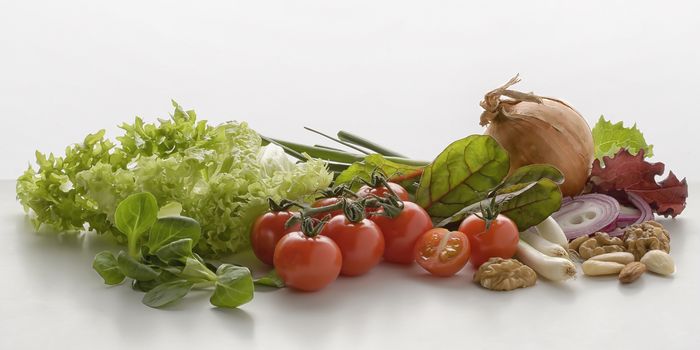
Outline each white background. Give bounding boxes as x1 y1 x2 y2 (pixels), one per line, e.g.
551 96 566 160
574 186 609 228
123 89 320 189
1 1 699 350
1 0 699 179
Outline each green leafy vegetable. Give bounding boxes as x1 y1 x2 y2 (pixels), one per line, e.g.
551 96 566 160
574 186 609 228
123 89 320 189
501 164 564 188
115 192 158 257
116 251 160 281
254 269 285 288
179 258 218 282
157 202 183 218
142 280 194 308
592 116 653 160
154 239 195 264
415 135 510 220
210 265 255 308
147 216 201 253
17 101 332 256
335 154 423 192
92 251 125 285
499 179 563 231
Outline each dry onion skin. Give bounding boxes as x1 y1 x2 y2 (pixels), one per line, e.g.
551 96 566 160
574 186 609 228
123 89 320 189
479 75 595 197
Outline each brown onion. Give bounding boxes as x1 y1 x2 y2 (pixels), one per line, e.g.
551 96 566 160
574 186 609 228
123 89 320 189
479 75 594 197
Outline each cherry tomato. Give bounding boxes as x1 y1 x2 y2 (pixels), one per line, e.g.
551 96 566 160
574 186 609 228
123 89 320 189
273 231 342 292
457 214 519 268
357 182 410 201
321 215 384 276
311 197 343 219
413 228 470 277
370 201 433 264
251 211 296 265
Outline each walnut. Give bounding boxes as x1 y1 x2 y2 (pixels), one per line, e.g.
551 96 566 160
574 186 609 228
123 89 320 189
622 221 671 261
577 232 625 260
473 257 537 291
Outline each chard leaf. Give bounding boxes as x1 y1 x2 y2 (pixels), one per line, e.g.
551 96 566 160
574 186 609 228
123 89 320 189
154 238 195 264
501 164 564 188
415 135 510 220
179 258 217 282
210 264 254 308
92 251 125 285
335 154 423 192
114 192 158 257
142 280 194 308
147 216 201 253
592 116 653 160
500 178 563 231
254 269 285 288
117 251 160 281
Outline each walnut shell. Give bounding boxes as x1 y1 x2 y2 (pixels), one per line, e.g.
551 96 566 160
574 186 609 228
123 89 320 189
578 232 625 260
473 257 537 291
623 221 671 261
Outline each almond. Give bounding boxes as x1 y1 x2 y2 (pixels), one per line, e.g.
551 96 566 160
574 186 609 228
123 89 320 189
618 262 646 283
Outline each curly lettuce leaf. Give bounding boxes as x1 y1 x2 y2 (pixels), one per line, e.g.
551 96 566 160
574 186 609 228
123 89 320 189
592 116 653 160
17 102 332 257
589 149 687 217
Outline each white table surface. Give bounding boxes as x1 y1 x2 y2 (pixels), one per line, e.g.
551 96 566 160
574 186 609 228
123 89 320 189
1 178 697 350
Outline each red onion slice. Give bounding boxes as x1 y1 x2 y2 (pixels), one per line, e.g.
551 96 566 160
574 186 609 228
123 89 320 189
625 192 654 225
552 194 621 240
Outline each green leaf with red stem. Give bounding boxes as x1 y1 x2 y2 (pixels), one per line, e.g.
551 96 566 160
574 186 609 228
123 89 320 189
335 154 424 193
415 135 510 221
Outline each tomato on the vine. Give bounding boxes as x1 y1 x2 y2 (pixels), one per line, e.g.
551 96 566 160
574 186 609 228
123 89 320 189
311 197 343 219
273 231 342 292
251 211 296 266
413 228 470 277
321 215 384 276
370 201 433 264
457 214 519 268
357 182 410 201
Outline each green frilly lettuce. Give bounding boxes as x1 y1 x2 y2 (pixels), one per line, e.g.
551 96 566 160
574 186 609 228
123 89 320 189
16 101 332 256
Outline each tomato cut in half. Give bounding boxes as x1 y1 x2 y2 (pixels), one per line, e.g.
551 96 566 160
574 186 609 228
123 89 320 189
273 231 342 292
414 228 470 277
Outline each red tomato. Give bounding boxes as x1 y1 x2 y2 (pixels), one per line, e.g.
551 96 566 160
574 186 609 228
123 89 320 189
321 215 384 276
370 202 433 264
311 197 343 219
413 228 470 277
457 214 519 268
357 182 410 201
251 211 295 266
273 231 342 292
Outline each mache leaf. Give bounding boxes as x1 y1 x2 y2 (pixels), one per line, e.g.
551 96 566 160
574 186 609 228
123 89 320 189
92 251 126 285
210 264 254 308
142 279 194 308
147 216 201 253
415 135 510 220
254 269 285 288
154 238 195 264
116 251 160 281
115 192 158 257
